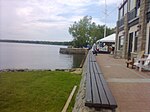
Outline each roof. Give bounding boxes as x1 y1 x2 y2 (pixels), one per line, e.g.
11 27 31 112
96 33 116 43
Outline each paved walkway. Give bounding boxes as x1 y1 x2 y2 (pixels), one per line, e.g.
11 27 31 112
96 54 150 112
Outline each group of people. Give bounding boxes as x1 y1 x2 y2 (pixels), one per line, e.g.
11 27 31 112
91 43 115 55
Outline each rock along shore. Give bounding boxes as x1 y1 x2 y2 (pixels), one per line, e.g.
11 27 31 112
0 68 82 74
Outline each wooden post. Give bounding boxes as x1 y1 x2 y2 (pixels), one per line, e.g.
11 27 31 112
61 85 77 112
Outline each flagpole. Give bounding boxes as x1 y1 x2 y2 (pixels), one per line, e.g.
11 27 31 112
104 0 107 38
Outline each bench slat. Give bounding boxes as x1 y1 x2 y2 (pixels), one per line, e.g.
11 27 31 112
91 54 96 62
90 61 101 105
85 57 92 106
89 51 96 62
92 62 109 106
95 62 103 74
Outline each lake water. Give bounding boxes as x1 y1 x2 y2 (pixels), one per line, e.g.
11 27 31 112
0 42 85 70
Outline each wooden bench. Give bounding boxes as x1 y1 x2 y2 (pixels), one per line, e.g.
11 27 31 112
126 51 145 69
85 51 117 111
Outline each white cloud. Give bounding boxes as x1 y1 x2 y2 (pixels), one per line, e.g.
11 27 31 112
98 0 123 6
16 7 33 16
92 17 105 25
0 0 122 41
56 0 92 6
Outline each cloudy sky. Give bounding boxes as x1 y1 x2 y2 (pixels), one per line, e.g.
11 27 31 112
0 0 123 41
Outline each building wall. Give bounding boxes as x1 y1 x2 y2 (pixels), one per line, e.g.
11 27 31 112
123 14 129 59
115 0 150 59
137 0 147 52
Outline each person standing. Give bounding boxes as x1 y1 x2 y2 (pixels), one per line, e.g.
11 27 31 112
92 43 97 55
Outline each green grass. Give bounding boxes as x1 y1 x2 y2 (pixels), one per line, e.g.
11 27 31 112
0 71 81 112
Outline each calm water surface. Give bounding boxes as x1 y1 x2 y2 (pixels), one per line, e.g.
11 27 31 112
0 42 84 70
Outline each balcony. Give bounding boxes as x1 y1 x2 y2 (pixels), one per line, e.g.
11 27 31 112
147 11 150 22
128 8 137 22
117 17 124 28
147 0 150 22
148 0 150 11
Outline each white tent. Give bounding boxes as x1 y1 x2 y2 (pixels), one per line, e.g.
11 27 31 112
96 33 116 43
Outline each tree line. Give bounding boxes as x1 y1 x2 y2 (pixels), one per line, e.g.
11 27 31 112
69 16 115 48
0 39 72 46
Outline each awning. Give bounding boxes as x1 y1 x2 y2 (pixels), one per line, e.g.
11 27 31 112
96 33 116 43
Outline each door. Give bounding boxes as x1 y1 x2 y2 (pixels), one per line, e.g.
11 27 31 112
128 33 133 59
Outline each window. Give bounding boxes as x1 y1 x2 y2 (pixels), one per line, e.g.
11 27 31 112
119 1 128 19
129 0 136 11
118 36 124 50
137 0 141 8
120 8 123 18
148 37 150 54
128 33 134 57
137 0 141 16
124 2 128 14
145 27 150 54
148 0 150 12
134 31 138 52
118 9 121 19
148 28 150 53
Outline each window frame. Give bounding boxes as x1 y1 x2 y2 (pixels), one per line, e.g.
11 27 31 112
124 2 128 15
118 36 124 50
129 0 136 11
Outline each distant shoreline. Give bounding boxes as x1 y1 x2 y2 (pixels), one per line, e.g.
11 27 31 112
0 69 51 72
0 39 71 46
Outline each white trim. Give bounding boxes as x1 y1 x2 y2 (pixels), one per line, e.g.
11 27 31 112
132 32 135 52
137 8 140 16
117 31 124 51
146 23 150 54
129 25 138 33
128 25 138 52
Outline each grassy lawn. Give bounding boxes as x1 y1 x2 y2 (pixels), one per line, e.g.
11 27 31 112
0 71 81 112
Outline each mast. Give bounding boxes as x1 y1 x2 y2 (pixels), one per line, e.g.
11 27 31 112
104 0 107 38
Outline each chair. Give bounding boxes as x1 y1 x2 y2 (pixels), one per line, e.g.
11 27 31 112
126 51 144 68
134 54 150 71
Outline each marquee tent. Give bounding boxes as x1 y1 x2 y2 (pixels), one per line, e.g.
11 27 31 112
96 33 116 43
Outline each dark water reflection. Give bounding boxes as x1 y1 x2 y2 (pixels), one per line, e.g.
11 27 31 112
0 42 85 70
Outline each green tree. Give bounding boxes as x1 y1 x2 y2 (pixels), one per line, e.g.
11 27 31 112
69 16 92 47
69 16 115 48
